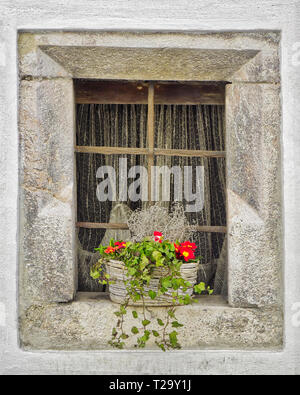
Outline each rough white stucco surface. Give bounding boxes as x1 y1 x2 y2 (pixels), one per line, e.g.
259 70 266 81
0 0 299 375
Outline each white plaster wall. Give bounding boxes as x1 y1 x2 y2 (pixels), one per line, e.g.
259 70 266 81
0 0 299 375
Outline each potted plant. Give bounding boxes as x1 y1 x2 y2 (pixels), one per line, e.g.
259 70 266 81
90 204 213 350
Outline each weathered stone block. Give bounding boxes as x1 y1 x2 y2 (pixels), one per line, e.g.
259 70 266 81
20 188 75 307
20 294 283 350
226 83 282 307
19 78 76 307
18 33 71 78
230 32 280 83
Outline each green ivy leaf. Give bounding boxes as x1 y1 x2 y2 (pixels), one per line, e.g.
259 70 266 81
90 268 101 280
120 305 127 315
156 261 164 267
112 328 117 336
169 330 179 347
168 310 176 318
148 290 157 300
171 321 184 328
207 286 214 295
145 246 154 256
162 278 172 288
142 319 151 327
152 330 159 337
169 244 175 252
151 250 162 262
140 254 149 270
131 326 139 334
194 282 206 294
128 267 137 276
133 293 141 302
171 278 180 290
132 311 138 319
160 286 168 294
157 319 164 326
109 238 115 247
183 294 192 305
139 330 151 344
178 296 184 305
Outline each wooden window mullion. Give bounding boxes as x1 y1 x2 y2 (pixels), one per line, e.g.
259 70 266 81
147 82 155 203
75 145 225 158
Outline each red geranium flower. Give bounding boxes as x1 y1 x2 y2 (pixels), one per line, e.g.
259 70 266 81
114 241 126 250
174 243 180 253
179 246 195 262
174 243 181 259
104 246 116 254
181 241 197 251
153 231 163 243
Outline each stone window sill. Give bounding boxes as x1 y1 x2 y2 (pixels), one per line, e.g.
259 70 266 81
20 292 283 351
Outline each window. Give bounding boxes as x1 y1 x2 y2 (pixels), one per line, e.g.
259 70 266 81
74 80 227 293
19 31 282 350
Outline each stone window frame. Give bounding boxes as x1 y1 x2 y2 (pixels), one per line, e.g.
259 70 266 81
18 31 283 350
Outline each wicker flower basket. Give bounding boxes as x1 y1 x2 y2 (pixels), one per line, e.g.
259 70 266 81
105 259 199 306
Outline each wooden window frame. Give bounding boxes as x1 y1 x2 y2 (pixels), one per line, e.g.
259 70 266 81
75 80 227 234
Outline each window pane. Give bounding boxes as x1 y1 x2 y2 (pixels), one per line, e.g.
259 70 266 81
76 104 148 148
153 156 226 265
76 152 148 238
153 104 226 278
76 153 148 292
154 104 225 150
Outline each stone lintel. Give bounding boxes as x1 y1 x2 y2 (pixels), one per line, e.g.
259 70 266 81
18 31 280 83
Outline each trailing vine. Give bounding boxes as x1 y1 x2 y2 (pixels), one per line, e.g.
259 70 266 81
91 232 213 350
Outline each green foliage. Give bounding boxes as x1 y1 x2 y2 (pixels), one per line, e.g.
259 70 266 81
167 310 176 319
157 318 164 326
171 321 183 328
148 290 157 300
194 282 213 295
169 331 181 349
131 326 139 334
90 235 213 351
132 311 138 319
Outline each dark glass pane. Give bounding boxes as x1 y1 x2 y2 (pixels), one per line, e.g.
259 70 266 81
153 157 226 226
77 152 148 292
77 153 148 248
154 104 225 151
153 155 226 265
76 104 148 148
